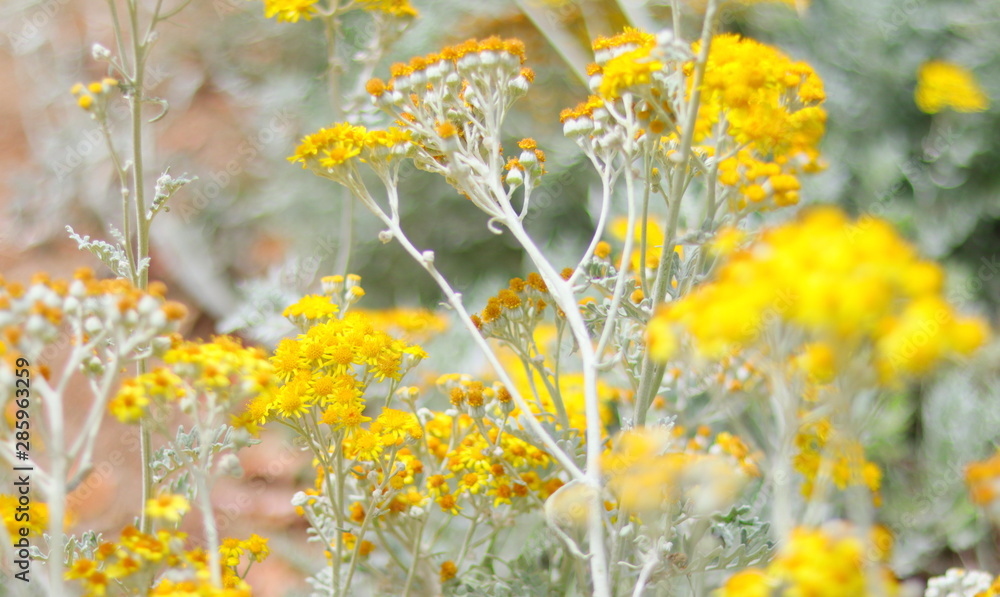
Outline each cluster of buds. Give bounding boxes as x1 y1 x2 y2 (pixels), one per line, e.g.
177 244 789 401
366 36 532 119
71 78 119 117
503 138 546 187
364 37 536 216
717 149 812 210
437 374 512 418
560 29 688 160
470 273 549 340
0 269 185 380
322 273 366 308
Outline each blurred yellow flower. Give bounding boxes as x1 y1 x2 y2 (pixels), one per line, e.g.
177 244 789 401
718 525 898 596
145 493 190 524
650 207 989 384
259 0 319 23
357 0 418 18
915 60 990 114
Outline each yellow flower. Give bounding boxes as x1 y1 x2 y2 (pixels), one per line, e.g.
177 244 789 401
144 493 190 524
598 45 663 99
647 308 678 361
271 338 302 381
108 384 149 423
794 342 836 384
219 537 244 567
273 381 313 419
83 570 111 596
321 402 371 436
592 27 656 53
357 0 418 18
437 493 461 515
290 123 368 171
283 294 339 322
348 429 384 462
440 560 458 582
242 534 270 563
967 448 1000 506
371 408 422 445
654 207 989 384
119 526 171 562
915 60 990 114
261 0 319 23
716 569 775 597
719 525 898 596
65 558 99 580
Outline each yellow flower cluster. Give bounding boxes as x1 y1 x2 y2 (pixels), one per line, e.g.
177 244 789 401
695 34 825 151
425 410 562 512
357 0 418 18
915 60 990 114
718 525 898 597
793 418 882 505
65 526 268 596
563 28 658 134
71 78 118 111
346 407 423 461
599 44 663 100
649 208 989 383
219 534 270 566
0 268 185 377
283 294 339 323
566 30 826 211
256 0 319 23
285 275 448 342
0 494 49 537
470 273 549 338
250 309 426 426
693 34 826 210
601 426 756 514
335 532 376 559
298 404 557 525
289 123 412 178
283 274 376 330
110 336 276 425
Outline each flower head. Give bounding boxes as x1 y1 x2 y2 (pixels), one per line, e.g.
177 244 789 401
260 0 319 23
651 207 989 384
357 0 418 18
145 493 190 524
598 45 663 99
915 60 990 114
